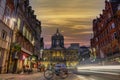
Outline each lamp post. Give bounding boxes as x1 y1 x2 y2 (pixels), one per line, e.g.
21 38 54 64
40 49 43 59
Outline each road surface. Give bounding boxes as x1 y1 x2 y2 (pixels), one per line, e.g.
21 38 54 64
0 72 120 80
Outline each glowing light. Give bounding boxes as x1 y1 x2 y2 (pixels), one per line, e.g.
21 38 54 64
77 65 120 70
10 18 16 29
23 55 26 60
76 65 120 76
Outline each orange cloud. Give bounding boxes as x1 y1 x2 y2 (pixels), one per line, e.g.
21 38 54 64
30 0 105 48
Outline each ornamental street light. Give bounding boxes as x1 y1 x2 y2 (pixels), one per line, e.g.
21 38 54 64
40 49 43 60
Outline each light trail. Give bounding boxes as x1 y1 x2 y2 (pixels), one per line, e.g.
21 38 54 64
76 65 120 76
77 65 120 70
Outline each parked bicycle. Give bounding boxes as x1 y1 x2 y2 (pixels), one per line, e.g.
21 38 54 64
44 63 68 80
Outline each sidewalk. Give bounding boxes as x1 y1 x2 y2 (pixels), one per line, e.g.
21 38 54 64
0 72 82 80
0 72 43 80
0 74 18 80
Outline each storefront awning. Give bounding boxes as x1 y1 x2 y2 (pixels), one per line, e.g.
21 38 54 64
21 47 32 55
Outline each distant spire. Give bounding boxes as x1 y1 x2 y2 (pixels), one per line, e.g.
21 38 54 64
56 28 59 33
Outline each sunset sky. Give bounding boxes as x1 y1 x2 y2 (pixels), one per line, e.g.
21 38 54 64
30 0 105 48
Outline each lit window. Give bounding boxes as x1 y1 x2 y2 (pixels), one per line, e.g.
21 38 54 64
111 23 115 29
118 4 120 10
1 30 7 40
17 18 21 30
23 25 26 36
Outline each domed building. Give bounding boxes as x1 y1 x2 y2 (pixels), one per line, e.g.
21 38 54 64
42 28 79 68
51 29 64 49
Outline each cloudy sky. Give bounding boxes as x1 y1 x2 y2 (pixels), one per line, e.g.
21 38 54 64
30 0 105 48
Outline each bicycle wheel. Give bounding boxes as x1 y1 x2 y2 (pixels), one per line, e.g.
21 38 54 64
59 69 68 79
44 69 54 79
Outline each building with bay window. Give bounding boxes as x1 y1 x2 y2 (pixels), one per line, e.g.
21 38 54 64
7 0 42 73
0 0 42 73
91 0 120 63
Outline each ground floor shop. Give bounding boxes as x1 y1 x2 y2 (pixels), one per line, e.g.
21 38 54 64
8 50 38 73
41 49 79 68
0 48 9 73
106 54 120 64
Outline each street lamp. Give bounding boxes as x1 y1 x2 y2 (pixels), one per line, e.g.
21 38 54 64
40 49 43 59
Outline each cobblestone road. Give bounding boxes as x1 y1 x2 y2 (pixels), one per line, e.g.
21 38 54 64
0 72 81 80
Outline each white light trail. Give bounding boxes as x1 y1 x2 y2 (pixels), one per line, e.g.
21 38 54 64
77 65 120 70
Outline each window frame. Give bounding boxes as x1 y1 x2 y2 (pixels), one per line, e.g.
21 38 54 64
1 30 7 40
0 48 2 58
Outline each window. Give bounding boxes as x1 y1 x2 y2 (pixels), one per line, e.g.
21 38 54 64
0 49 2 58
118 4 120 10
108 13 111 18
101 24 103 27
56 40 60 46
17 18 21 30
98 27 101 31
23 25 26 36
29 33 31 42
111 23 115 29
114 32 117 39
4 7 10 25
1 30 7 40
112 34 114 40
26 30 28 39
96 38 98 42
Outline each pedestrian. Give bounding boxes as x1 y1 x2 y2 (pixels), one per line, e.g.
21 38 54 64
22 65 26 74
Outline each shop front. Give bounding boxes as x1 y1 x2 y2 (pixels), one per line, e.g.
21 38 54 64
19 54 38 72
17 51 32 73
30 55 38 71
109 54 120 64
10 50 32 73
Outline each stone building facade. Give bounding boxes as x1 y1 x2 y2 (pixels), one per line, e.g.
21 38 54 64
42 29 79 68
0 0 15 73
0 0 42 73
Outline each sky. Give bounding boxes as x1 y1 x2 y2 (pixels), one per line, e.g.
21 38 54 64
30 0 105 48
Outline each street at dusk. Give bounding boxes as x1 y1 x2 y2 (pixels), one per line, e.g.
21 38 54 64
0 0 120 80
0 69 120 80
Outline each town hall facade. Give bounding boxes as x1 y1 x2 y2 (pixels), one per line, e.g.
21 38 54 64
41 29 79 67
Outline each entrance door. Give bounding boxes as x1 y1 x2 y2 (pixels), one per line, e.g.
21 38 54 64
12 59 18 73
0 49 4 73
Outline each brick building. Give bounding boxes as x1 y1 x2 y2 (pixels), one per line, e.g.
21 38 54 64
91 0 120 63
